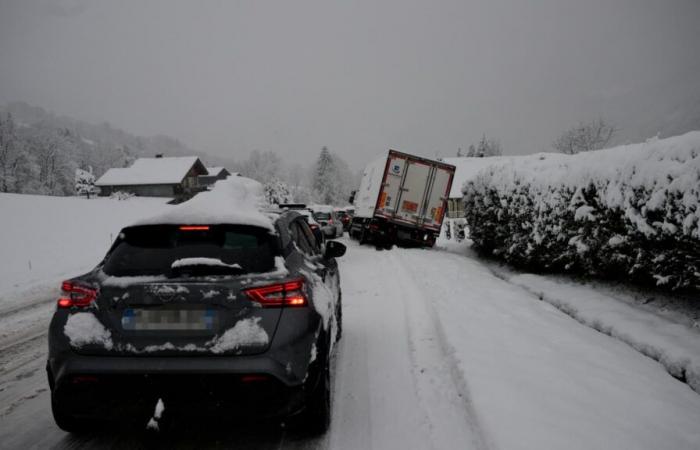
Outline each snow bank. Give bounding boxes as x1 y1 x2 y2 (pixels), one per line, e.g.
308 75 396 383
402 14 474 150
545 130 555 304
64 312 113 349
507 273 700 393
0 193 169 301
132 176 274 230
463 131 700 292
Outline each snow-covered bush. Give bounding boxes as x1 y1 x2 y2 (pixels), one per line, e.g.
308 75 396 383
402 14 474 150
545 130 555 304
463 132 700 292
109 191 134 200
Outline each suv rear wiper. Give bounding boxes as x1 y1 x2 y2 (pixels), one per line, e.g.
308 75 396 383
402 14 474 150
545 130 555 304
169 258 245 277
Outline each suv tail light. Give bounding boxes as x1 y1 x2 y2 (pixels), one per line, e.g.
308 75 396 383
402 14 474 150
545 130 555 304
57 281 98 308
243 279 307 307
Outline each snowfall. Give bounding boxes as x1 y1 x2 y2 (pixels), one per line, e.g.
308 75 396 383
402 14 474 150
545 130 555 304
1 190 700 449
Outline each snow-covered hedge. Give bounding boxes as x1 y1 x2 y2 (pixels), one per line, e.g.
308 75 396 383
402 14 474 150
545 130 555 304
463 132 700 292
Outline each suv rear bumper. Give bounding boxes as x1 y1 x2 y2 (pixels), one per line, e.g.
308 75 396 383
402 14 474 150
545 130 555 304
47 352 321 421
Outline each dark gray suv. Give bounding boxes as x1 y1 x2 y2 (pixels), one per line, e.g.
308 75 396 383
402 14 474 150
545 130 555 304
47 210 345 435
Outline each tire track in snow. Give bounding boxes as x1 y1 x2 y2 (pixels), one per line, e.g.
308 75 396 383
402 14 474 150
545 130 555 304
331 242 433 450
388 251 491 450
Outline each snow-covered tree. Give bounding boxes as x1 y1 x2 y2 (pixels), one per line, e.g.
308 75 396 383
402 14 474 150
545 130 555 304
0 113 24 192
466 144 476 157
311 147 356 205
238 150 282 183
475 134 502 157
264 179 293 205
312 147 337 204
553 119 617 154
75 167 98 198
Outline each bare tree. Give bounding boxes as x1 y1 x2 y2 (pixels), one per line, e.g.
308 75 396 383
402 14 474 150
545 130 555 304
553 119 617 154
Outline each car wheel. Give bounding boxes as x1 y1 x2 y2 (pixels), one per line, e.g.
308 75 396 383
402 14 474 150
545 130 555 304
335 291 342 342
52 396 96 433
305 353 331 435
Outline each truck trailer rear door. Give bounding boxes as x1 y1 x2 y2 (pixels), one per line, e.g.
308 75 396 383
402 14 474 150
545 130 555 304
393 160 432 226
420 166 452 231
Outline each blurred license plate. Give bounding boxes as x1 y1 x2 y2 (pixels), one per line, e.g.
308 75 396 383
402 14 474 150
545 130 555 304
122 308 217 331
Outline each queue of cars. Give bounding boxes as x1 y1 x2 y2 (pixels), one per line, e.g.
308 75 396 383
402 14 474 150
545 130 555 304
280 204 354 241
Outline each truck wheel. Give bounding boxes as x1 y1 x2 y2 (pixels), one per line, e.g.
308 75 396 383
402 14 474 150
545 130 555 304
359 227 368 245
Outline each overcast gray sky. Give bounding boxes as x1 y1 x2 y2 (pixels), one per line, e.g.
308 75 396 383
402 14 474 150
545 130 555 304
1 0 699 168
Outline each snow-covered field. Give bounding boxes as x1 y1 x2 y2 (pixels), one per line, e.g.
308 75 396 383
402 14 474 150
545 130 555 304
0 193 169 308
1 194 699 449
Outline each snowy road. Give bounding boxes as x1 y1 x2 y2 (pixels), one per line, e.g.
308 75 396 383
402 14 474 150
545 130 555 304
1 238 700 449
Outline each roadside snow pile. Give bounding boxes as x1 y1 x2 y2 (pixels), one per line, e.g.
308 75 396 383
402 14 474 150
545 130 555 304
507 273 700 393
463 131 700 292
133 176 274 230
64 312 114 349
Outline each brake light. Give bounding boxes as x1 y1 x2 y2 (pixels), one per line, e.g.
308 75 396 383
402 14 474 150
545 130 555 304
179 225 210 231
57 281 98 308
310 224 319 230
240 374 269 383
243 279 308 307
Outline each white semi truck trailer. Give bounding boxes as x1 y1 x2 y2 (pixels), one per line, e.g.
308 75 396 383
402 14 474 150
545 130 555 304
349 150 456 248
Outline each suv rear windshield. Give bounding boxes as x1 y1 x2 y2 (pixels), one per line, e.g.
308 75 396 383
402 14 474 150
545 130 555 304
313 212 331 221
102 225 278 277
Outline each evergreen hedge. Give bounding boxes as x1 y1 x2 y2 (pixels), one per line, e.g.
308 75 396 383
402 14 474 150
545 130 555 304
463 132 700 292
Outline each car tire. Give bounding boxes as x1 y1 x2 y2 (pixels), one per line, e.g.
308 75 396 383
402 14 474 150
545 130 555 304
335 291 343 342
305 353 331 436
51 397 96 433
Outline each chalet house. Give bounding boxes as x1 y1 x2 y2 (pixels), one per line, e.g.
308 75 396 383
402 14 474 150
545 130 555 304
441 156 509 218
198 166 233 187
95 156 208 198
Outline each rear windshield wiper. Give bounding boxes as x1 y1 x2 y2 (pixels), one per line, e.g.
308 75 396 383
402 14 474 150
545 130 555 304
169 258 245 277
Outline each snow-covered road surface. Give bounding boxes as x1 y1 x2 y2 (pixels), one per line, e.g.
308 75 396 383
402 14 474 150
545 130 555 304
1 238 699 449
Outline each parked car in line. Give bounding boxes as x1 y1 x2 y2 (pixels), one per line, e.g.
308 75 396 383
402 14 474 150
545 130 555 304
47 180 346 435
334 208 352 231
310 205 344 239
298 209 326 249
278 204 325 249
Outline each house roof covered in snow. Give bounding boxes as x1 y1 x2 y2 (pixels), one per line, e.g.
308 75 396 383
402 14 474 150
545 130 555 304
204 167 229 177
95 156 208 186
442 156 513 198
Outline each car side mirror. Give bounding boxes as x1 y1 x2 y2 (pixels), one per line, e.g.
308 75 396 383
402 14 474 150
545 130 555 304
324 240 346 259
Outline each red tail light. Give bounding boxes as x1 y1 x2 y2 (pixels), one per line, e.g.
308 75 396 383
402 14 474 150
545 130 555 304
243 279 308 307
57 281 98 308
179 225 210 231
310 224 319 230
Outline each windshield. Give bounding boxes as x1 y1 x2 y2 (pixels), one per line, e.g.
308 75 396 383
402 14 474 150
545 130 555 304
102 225 278 276
314 212 331 221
